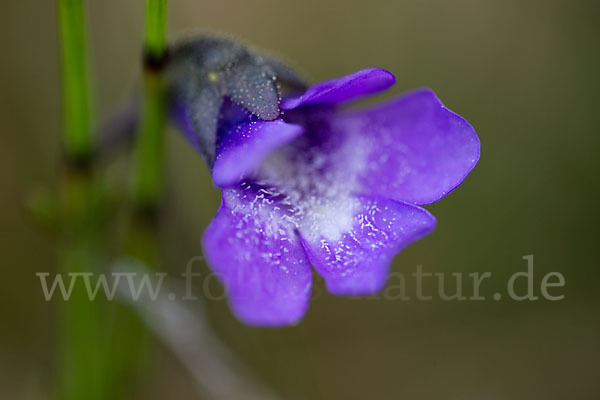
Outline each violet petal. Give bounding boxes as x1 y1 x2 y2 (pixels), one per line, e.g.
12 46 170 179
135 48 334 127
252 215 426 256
281 68 395 110
332 88 480 205
213 119 304 187
298 195 436 295
202 184 312 326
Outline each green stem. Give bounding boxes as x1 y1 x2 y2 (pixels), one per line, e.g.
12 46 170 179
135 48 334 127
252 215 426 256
56 1 107 399
57 0 92 160
133 72 167 208
134 0 168 208
112 2 169 392
144 0 167 62
58 173 107 400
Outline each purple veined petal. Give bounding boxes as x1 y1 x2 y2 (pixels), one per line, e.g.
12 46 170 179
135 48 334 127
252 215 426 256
280 68 395 110
212 119 304 187
331 88 480 205
202 184 313 326
297 195 436 296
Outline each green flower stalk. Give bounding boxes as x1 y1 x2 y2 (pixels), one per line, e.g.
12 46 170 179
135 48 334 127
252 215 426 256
57 0 92 161
55 1 169 399
57 1 107 399
144 0 167 64
134 0 168 209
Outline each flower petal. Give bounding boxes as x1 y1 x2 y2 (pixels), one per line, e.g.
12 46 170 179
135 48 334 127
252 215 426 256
202 184 312 326
213 118 304 187
281 68 395 110
298 195 436 295
332 88 480 205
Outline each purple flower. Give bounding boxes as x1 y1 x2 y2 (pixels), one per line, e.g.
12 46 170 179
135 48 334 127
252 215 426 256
170 47 479 326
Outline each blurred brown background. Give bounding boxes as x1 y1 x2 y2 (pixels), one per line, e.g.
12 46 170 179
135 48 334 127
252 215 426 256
1 0 599 399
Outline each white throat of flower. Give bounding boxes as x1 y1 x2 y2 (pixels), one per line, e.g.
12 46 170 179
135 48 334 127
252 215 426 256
256 130 369 242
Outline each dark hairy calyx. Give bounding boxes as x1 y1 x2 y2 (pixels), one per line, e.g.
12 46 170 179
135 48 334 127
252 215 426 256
166 35 307 166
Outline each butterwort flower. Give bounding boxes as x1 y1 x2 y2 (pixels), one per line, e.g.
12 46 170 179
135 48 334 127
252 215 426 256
168 36 480 326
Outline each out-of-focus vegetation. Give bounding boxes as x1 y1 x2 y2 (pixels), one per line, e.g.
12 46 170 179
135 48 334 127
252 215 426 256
1 1 599 399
